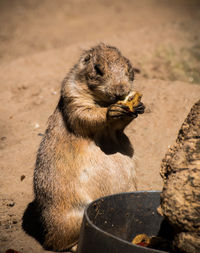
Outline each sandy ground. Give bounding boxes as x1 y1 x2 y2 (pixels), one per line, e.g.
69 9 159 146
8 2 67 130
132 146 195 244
0 0 200 252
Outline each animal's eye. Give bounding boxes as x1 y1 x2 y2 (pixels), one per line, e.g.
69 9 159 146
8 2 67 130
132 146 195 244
94 64 104 76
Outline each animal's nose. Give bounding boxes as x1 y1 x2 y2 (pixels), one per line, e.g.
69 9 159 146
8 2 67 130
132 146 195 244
115 84 130 100
115 94 125 101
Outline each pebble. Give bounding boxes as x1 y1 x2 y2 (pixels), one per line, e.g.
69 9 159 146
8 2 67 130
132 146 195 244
188 77 194 82
20 175 25 181
51 90 57 95
34 123 40 129
7 201 15 207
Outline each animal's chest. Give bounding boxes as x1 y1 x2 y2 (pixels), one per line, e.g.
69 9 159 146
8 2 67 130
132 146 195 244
79 141 135 184
75 141 136 199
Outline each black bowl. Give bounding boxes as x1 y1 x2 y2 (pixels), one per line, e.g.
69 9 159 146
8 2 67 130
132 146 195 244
77 191 171 253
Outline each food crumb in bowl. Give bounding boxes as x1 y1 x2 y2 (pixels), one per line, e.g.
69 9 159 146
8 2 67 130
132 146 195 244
132 233 171 251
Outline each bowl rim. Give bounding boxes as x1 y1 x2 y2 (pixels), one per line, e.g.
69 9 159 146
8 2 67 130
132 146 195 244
83 190 168 253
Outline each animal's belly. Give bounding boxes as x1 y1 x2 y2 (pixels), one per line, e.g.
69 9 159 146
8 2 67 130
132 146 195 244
76 141 136 202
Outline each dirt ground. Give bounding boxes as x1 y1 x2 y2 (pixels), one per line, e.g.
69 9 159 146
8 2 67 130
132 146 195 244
0 0 200 252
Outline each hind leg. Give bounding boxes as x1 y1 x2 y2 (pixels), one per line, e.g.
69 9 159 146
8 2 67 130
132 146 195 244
42 207 84 252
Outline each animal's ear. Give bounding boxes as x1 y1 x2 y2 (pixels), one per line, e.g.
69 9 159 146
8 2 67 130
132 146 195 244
78 51 93 70
80 50 93 66
83 53 92 64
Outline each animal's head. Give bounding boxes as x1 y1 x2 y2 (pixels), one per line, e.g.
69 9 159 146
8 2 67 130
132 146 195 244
76 43 136 105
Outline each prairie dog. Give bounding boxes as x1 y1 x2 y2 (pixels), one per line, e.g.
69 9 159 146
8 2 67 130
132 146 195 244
33 43 145 251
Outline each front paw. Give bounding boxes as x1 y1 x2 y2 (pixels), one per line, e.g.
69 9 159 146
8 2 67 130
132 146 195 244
132 102 145 115
107 103 137 119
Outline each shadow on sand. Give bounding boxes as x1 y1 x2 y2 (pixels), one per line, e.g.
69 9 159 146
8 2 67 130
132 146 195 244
22 200 46 247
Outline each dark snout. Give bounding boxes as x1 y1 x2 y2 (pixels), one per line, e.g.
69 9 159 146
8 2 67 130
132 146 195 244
114 83 131 101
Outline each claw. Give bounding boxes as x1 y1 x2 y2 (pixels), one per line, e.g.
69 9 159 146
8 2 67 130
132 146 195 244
133 102 145 114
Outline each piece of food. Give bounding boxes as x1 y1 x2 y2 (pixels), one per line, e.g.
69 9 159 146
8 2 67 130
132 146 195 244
117 91 142 112
132 233 150 247
132 233 171 251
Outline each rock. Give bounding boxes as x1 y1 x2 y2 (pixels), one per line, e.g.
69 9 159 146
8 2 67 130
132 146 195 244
173 232 200 253
7 201 15 207
20 175 25 181
159 100 200 253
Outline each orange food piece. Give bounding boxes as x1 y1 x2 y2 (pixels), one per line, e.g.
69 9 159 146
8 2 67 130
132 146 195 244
132 233 150 246
117 91 142 112
132 234 170 250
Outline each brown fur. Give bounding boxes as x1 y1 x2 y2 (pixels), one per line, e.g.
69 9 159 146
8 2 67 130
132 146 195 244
33 43 145 251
